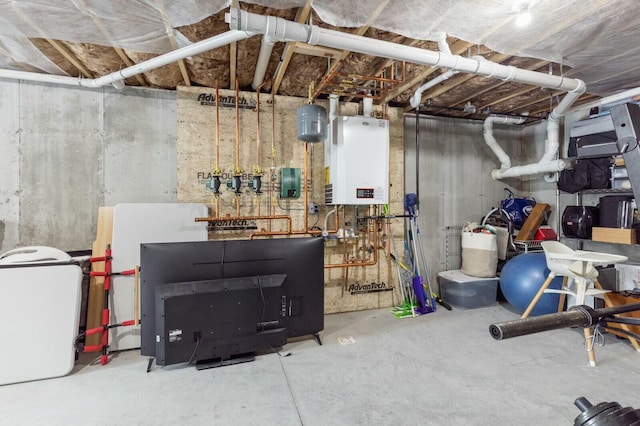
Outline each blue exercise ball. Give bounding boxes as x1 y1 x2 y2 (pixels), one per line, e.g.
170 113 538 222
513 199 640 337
500 253 563 316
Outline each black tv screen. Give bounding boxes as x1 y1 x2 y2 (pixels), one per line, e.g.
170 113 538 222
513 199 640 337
140 237 324 358
155 274 288 367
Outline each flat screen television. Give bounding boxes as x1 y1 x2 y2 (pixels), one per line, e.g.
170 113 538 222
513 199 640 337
140 237 324 365
155 274 288 368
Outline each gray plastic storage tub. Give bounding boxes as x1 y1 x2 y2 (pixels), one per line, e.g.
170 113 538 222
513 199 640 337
437 270 498 309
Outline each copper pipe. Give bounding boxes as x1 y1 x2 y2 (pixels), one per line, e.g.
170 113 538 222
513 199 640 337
215 81 220 171
234 78 240 173
304 142 309 231
270 94 276 219
215 81 220 219
324 219 379 269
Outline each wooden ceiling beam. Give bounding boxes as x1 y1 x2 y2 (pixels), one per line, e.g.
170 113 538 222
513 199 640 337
75 0 146 86
270 0 314 95
527 94 599 116
477 85 541 112
311 0 391 99
113 48 146 86
447 59 550 109
158 1 190 86
46 39 94 78
230 41 237 88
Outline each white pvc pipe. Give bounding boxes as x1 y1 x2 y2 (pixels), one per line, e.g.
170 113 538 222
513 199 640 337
329 94 339 120
227 9 584 93
491 159 567 179
0 30 256 89
409 69 457 108
252 34 275 89
409 35 457 108
362 97 373 117
490 79 586 180
568 85 640 113
484 115 526 171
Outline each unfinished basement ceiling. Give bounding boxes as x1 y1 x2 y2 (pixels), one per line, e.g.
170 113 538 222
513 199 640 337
0 0 638 122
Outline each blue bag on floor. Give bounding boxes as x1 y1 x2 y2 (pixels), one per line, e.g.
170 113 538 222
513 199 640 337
500 189 535 229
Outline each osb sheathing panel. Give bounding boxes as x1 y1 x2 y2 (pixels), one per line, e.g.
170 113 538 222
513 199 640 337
176 86 404 313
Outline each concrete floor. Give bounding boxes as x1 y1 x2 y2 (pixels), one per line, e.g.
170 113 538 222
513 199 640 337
2 303 639 425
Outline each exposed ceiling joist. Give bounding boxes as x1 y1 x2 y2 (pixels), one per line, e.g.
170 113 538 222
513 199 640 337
445 59 550 110
478 85 543 112
312 0 391 99
75 0 146 86
113 48 147 86
46 39 94 78
293 43 342 59
159 3 191 86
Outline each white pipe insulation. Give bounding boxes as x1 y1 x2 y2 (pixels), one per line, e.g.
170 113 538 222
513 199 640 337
226 9 585 93
0 30 255 89
252 34 276 89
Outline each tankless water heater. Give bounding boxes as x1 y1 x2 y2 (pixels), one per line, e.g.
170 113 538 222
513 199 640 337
324 115 389 205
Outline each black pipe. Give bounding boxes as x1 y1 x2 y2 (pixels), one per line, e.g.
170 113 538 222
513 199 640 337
489 303 640 340
415 106 420 212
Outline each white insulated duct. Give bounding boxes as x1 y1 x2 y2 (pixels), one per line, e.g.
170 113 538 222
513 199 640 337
0 30 255 89
226 9 585 93
252 34 276 89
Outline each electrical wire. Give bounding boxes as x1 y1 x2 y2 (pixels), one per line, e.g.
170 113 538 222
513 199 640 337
187 336 201 365
257 276 290 358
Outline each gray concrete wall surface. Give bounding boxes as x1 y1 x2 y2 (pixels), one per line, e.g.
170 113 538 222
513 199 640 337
0 80 177 252
404 114 534 284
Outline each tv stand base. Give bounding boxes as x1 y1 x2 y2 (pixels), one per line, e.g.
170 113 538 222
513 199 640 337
196 353 256 370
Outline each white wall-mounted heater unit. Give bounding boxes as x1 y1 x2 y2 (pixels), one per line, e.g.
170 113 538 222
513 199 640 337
324 115 389 205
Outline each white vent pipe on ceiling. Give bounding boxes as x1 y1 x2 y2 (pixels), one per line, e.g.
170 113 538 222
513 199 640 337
362 97 373 117
226 8 587 180
329 94 339 120
252 34 276 89
568 85 640 114
490 81 586 180
484 115 526 172
409 34 458 108
0 30 255 89
226 9 584 93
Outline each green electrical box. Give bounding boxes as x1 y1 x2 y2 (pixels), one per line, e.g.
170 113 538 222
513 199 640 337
280 167 301 199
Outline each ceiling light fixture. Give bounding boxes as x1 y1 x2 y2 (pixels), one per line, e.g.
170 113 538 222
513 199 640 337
516 6 532 27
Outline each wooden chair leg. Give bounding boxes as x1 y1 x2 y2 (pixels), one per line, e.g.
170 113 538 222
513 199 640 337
521 273 556 319
595 280 640 352
584 327 597 367
557 277 568 312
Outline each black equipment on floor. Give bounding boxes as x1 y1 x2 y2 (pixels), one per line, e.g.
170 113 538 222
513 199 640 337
140 237 324 368
574 397 640 426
